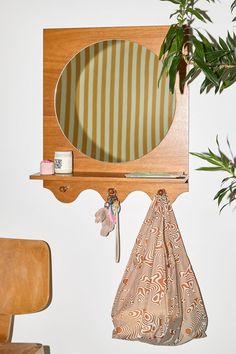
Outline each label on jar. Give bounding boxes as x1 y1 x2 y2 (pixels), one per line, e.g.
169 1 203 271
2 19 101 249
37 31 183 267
54 157 72 173
54 159 63 170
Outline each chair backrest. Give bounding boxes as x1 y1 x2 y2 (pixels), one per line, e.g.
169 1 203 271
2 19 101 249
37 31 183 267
0 314 13 343
0 238 52 342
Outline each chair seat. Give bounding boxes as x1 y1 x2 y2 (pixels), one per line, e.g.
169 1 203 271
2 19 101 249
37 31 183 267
0 343 44 353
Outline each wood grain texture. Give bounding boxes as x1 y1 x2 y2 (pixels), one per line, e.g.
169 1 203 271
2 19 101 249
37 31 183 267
0 238 51 315
30 173 188 202
0 238 52 346
0 315 13 343
42 178 188 204
0 343 44 354
41 26 189 203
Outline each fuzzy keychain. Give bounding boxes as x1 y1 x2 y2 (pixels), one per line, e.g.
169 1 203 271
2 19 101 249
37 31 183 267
94 188 121 262
95 207 115 237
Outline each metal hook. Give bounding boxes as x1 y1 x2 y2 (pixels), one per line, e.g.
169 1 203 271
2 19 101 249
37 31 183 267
157 189 166 196
107 188 118 203
107 187 117 197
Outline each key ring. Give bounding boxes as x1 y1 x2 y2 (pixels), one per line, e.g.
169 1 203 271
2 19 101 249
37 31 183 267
106 188 121 263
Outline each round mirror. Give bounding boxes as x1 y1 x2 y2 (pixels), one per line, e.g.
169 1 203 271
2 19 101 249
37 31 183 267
55 40 176 163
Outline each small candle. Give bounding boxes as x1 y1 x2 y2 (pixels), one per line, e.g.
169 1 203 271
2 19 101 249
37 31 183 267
40 160 54 175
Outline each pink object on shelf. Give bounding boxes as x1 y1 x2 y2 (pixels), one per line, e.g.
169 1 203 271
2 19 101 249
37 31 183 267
40 160 54 175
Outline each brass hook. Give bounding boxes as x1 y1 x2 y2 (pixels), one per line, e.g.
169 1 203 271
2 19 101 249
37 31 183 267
107 188 118 202
157 189 166 196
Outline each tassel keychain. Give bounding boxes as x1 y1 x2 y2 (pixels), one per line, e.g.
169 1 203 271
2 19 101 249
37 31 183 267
95 188 121 262
112 199 121 263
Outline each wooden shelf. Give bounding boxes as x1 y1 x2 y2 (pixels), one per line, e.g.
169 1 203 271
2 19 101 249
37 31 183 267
30 173 188 203
31 26 189 205
30 172 188 181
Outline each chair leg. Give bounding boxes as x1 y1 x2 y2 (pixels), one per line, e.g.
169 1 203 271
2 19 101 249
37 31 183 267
0 314 14 343
37 346 46 354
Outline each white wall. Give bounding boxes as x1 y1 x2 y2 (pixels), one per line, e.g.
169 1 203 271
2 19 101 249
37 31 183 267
0 1 235 353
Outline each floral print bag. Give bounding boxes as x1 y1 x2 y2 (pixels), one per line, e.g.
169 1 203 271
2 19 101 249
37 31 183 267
112 190 208 345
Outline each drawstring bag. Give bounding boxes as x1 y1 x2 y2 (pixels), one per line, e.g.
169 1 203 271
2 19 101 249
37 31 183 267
112 190 208 346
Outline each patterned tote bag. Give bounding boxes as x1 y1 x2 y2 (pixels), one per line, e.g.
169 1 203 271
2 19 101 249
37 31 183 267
112 190 208 345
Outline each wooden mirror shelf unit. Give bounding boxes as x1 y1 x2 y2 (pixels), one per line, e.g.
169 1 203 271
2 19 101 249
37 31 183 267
30 26 189 203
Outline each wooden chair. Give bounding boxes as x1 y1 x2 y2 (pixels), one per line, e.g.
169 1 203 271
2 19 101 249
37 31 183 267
0 238 52 353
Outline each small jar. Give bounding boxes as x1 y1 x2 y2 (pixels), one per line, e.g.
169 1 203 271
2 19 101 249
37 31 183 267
54 151 73 174
40 160 54 175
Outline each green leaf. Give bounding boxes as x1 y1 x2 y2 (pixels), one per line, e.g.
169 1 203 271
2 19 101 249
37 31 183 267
170 10 180 19
205 50 228 62
226 137 235 161
220 202 230 213
185 67 201 84
190 152 224 167
219 37 229 51
175 26 184 50
159 25 177 59
160 0 181 4
169 55 181 92
193 8 212 23
204 31 221 49
188 8 207 22
217 189 228 206
190 151 213 161
158 53 175 86
220 75 236 92
192 36 205 57
197 9 212 23
216 135 231 170
200 77 212 94
196 167 224 171
208 148 216 158
231 0 236 12
214 187 228 200
221 176 235 185
226 32 236 51
195 30 212 46
194 58 219 86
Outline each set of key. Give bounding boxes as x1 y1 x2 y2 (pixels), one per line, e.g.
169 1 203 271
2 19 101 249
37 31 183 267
95 188 121 262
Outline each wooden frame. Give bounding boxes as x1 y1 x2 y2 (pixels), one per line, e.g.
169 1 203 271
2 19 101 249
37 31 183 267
30 26 188 203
